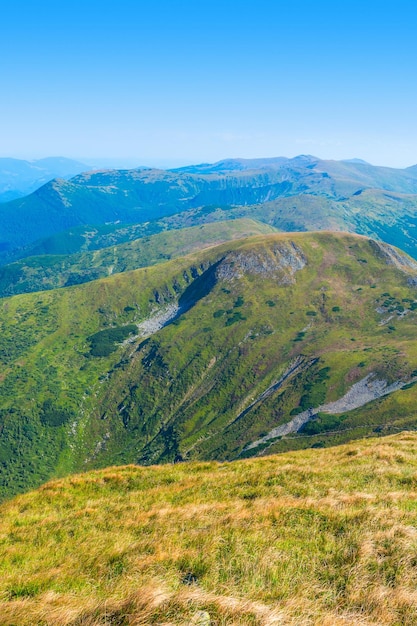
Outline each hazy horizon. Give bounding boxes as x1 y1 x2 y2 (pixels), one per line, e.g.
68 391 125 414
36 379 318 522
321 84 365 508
4 154 417 172
2 0 416 168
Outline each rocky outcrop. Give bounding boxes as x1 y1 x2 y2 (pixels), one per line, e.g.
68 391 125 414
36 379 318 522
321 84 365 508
369 239 417 271
216 241 306 283
135 303 180 338
246 372 416 451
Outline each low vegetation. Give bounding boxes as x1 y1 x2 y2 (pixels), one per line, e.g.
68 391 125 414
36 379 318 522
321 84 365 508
1 232 417 500
0 219 276 297
2 433 417 625
88 325 137 357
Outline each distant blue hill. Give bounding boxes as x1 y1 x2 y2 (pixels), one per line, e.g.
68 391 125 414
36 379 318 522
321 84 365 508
170 155 319 174
1 155 417 262
342 158 371 165
0 156 90 202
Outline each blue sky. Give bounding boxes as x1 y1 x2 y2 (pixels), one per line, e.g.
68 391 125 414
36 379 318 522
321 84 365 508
1 0 416 167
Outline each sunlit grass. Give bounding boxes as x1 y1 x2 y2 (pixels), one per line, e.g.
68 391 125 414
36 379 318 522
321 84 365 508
2 432 417 624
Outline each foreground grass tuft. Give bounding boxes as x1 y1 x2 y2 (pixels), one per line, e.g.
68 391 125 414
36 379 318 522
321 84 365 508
2 433 417 624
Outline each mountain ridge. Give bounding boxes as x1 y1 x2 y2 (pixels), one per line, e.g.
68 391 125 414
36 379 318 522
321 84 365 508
0 219 277 297
2 155 417 263
0 156 90 203
1 231 417 499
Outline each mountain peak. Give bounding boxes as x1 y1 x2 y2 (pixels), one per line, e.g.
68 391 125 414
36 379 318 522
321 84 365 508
342 158 372 165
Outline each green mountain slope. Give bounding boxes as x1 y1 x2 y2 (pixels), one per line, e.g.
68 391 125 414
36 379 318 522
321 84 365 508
1 232 417 500
6 185 417 270
159 188 417 260
0 219 276 296
0 167 303 253
229 190 417 259
2 432 417 625
2 156 417 261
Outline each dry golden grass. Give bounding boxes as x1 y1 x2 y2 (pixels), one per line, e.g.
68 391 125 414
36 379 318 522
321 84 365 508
2 433 417 624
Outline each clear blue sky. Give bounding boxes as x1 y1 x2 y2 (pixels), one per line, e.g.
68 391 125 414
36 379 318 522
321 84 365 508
1 0 416 167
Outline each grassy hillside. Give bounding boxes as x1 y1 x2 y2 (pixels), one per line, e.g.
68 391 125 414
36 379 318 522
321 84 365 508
4 187 417 270
0 219 276 296
1 232 417 500
2 157 417 261
172 190 417 260
0 167 307 253
2 432 417 625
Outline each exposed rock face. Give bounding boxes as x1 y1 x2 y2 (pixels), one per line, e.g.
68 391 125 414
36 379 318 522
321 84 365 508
135 303 180 338
369 239 417 271
216 241 307 283
246 373 416 451
322 373 407 413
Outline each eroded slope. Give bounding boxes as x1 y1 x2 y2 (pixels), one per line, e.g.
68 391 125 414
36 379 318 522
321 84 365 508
1 232 417 498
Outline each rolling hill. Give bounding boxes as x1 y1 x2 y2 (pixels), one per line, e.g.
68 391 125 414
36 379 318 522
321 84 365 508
0 219 276 297
0 157 90 203
173 154 417 194
1 432 417 625
1 231 417 500
1 155 417 264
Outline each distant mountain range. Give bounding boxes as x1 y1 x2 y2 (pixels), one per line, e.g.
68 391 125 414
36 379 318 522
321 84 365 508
1 155 417 263
2 154 417 501
0 156 90 202
0 219 276 297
